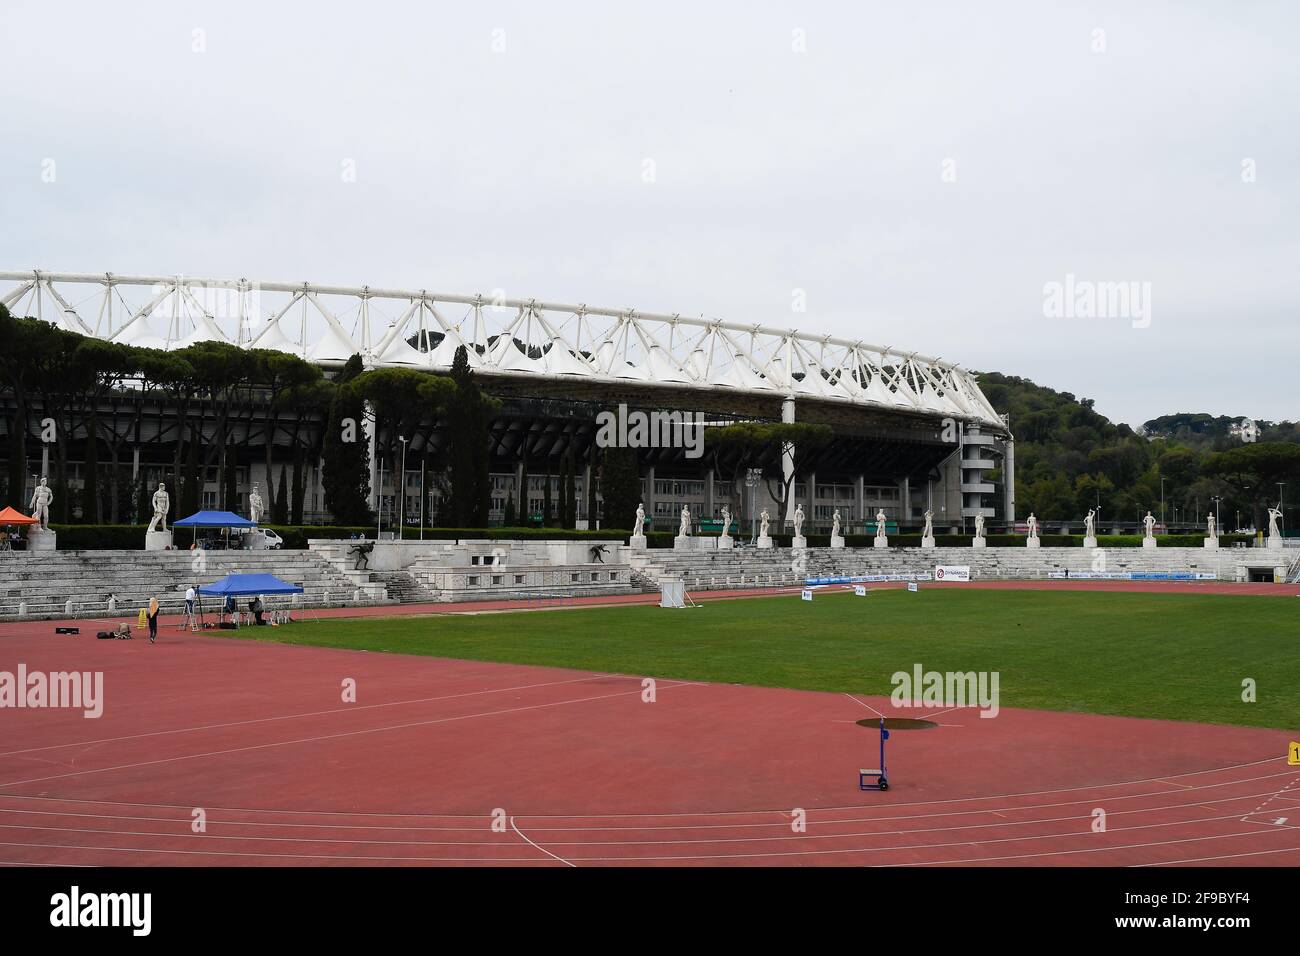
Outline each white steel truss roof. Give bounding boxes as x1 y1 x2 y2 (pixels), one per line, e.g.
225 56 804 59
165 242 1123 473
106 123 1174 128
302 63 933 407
0 270 1003 427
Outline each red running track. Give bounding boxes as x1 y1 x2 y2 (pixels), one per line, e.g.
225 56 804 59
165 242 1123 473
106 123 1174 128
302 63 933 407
0 614 1297 867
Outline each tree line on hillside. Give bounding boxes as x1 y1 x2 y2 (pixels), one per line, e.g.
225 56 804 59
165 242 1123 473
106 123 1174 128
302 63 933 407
978 372 1300 530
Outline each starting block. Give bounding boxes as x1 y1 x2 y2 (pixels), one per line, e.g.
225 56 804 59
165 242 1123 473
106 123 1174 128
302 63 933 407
859 717 891 791
54 626 80 635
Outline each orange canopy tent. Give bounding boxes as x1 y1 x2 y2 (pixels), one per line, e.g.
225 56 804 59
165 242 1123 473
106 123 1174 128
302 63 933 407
0 507 38 525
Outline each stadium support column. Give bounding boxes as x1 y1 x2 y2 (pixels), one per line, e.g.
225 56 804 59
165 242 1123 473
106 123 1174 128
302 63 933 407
782 395 796 524
1003 435 1016 524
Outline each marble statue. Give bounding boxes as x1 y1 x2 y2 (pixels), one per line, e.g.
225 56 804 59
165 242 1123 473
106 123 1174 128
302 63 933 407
1084 509 1096 539
875 509 887 540
635 502 645 532
679 505 691 538
1206 512 1216 539
974 513 985 538
28 477 53 529
147 483 170 533
793 504 804 538
1026 513 1039 538
1267 507 1282 539
759 509 770 537
720 505 731 530
922 510 934 538
1143 511 1156 538
248 483 265 524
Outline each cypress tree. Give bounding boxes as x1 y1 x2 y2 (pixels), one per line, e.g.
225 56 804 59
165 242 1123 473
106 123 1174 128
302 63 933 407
223 451 239 513
180 430 201 517
321 355 372 525
273 465 289 524
600 446 640 532
290 446 305 525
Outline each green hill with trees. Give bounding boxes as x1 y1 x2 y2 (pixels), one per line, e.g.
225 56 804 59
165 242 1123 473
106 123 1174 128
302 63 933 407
976 371 1298 530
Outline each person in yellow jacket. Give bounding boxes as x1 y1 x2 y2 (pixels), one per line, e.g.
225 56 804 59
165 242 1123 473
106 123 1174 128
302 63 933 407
147 597 160 644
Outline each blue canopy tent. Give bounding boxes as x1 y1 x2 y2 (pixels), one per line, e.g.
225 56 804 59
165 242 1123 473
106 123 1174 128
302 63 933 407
173 510 256 549
199 573 303 597
199 573 305 626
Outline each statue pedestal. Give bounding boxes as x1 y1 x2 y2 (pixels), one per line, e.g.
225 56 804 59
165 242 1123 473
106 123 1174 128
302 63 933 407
629 533 647 550
791 535 807 550
830 535 845 549
673 535 692 551
27 527 57 552
757 535 773 549
873 537 888 549
1082 535 1097 549
1266 536 1283 550
1142 537 1157 549
145 530 174 551
1203 538 1219 550
972 536 986 549
921 535 936 549
717 535 734 550
1026 538 1040 549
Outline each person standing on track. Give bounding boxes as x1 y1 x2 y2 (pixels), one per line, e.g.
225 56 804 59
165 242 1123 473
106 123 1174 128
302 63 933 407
184 584 196 622
147 596 160 644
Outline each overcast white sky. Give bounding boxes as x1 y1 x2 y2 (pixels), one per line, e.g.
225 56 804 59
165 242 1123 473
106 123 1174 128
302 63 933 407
3 1 1296 425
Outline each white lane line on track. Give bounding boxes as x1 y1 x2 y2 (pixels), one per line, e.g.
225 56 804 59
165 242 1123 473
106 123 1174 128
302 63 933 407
0 840 548 864
1136 845 1300 866
6 818 1294 866
0 780 1284 832
0 680 701 790
0 759 1287 822
0 673 631 759
1238 770 1300 826
510 817 575 867
0 797 1290 850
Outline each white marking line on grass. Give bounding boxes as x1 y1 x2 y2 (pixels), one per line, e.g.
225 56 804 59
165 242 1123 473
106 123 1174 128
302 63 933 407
510 817 576 867
0 673 629 759
0 681 702 791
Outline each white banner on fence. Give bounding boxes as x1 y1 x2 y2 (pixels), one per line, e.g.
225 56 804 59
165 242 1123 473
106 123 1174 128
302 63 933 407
934 565 971 582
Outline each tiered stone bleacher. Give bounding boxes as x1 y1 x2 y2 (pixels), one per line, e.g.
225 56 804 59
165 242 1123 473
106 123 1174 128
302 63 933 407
622 544 1281 591
0 550 383 620
310 538 640 603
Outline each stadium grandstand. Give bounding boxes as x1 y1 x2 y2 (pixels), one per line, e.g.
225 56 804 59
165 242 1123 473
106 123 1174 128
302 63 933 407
0 269 1014 533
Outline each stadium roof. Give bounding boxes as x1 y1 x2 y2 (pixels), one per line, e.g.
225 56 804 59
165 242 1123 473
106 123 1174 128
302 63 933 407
0 269 1005 430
